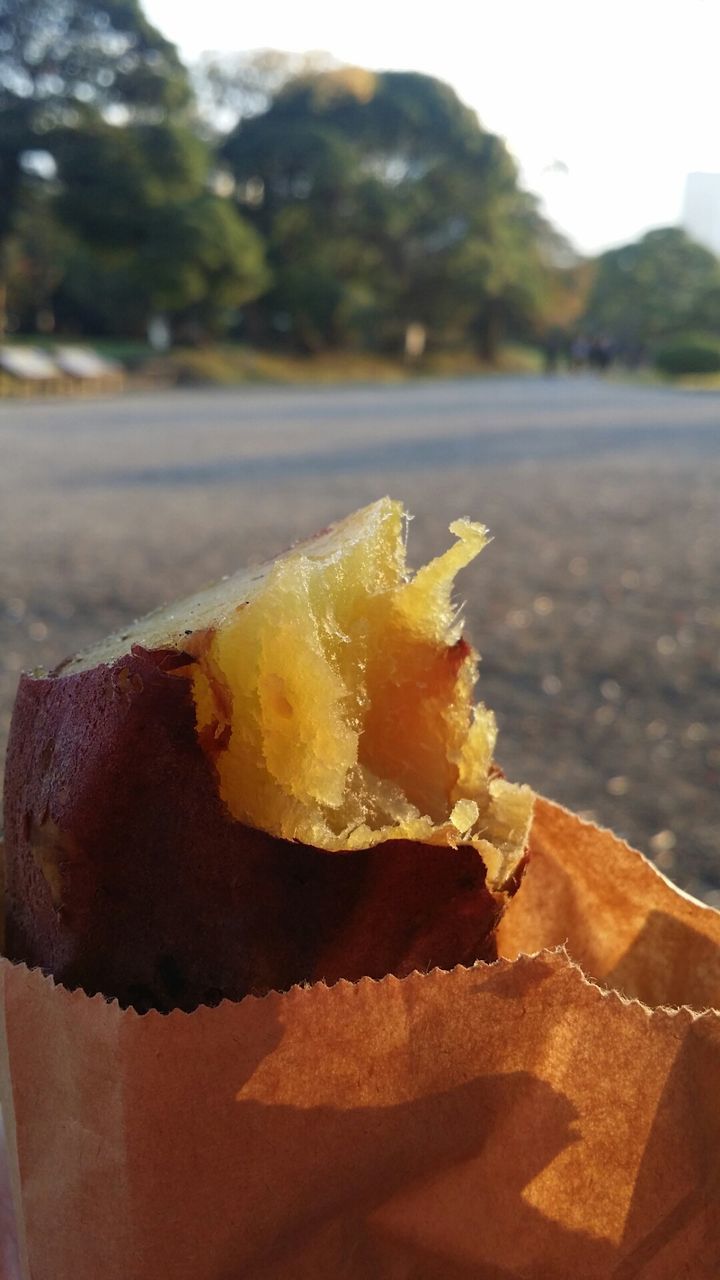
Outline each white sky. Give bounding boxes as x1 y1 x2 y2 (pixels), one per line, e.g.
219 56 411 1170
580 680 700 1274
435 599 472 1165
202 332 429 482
143 0 720 255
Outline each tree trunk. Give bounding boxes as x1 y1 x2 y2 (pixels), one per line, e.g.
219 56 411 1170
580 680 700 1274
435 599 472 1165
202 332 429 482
478 300 504 365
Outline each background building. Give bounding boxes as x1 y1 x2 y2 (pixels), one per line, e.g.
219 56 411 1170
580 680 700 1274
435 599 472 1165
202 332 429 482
682 173 720 256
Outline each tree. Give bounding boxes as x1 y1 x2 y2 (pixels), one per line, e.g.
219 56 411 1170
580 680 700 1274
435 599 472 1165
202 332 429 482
192 49 338 137
4 189 75 333
133 195 269 340
222 66 563 358
49 120 268 338
0 0 190 331
582 228 720 347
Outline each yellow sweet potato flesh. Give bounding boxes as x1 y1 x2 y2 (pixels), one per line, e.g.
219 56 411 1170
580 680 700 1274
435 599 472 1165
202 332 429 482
186 499 532 886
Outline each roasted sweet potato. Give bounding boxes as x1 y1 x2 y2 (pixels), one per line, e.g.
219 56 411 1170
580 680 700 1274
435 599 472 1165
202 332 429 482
3 499 532 1010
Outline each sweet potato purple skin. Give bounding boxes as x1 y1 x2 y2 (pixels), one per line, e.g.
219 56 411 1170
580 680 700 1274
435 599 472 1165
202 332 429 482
3 647 502 1011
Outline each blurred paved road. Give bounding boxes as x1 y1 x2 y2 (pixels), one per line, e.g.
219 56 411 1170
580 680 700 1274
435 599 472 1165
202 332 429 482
2 375 719 895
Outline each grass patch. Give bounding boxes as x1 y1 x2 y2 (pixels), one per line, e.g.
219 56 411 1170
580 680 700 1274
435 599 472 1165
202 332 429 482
1 338 544 394
673 372 720 390
166 343 543 387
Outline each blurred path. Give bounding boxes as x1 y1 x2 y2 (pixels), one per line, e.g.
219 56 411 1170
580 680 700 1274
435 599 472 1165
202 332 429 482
4 374 718 476
2 375 719 895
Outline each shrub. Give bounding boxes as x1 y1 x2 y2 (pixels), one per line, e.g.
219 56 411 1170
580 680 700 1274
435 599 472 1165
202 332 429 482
655 334 720 376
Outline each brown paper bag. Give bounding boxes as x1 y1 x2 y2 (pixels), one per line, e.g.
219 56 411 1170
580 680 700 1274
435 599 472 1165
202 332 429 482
2 797 720 1280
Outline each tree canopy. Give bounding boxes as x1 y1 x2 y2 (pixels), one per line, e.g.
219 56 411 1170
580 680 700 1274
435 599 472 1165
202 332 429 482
48 121 267 337
582 228 720 345
9 6 713 360
1 0 267 338
222 66 569 355
0 0 189 246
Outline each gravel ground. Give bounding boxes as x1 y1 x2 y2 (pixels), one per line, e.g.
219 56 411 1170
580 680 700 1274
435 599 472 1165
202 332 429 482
1 374 719 900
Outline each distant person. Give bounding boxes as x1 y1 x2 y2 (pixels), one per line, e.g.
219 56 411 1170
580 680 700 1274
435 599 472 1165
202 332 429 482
570 335 589 370
589 336 613 372
543 328 564 375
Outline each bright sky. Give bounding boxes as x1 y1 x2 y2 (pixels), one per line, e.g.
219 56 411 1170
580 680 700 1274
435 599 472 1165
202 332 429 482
143 0 720 256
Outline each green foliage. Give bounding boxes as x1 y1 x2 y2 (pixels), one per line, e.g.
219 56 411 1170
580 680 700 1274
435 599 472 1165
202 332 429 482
0 0 193 333
4 62 267 339
51 121 208 249
0 0 189 121
223 66 565 357
3 21 583 353
654 334 720 376
4 193 75 329
48 123 268 337
134 196 269 333
583 228 720 345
